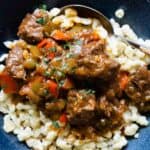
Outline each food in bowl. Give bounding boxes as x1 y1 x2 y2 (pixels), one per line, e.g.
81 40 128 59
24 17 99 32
0 5 150 150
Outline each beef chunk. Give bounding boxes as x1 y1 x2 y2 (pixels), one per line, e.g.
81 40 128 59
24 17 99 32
6 46 26 79
103 78 122 100
74 53 119 79
71 30 120 79
66 89 96 126
70 29 105 55
44 99 66 119
95 96 126 132
17 9 48 43
45 99 66 112
51 39 119 80
125 67 150 112
80 40 104 55
66 89 125 131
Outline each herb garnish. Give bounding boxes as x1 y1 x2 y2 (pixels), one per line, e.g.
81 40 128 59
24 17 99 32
43 58 49 64
52 121 60 128
55 70 65 78
39 4 47 10
86 89 96 94
43 71 51 77
58 80 65 88
49 47 57 52
66 53 74 58
43 89 49 96
75 40 83 45
63 42 72 50
71 66 77 73
36 17 47 25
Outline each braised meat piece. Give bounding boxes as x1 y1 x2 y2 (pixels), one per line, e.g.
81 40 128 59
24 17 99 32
66 89 96 126
6 46 26 79
70 29 105 55
125 67 150 112
79 40 105 55
45 99 66 112
74 54 119 79
50 38 119 80
103 78 122 100
17 9 49 43
66 89 125 131
95 96 126 132
72 31 119 79
44 99 66 119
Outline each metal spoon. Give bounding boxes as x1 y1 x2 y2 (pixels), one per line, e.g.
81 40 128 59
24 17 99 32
60 4 150 55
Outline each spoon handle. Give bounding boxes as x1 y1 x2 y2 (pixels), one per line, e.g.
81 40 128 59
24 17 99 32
115 35 150 55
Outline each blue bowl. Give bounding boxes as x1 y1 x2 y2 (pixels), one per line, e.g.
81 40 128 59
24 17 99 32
0 0 150 149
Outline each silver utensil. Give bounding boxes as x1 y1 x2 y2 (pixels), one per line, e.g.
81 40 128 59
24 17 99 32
60 4 150 55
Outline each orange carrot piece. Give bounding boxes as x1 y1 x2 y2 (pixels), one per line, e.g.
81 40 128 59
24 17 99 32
47 80 58 97
0 71 18 94
51 30 72 41
92 32 100 40
59 114 68 123
37 39 48 48
37 39 54 49
48 53 55 59
119 72 129 90
45 42 54 49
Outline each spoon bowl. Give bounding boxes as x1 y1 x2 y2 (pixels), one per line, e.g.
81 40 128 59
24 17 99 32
60 4 114 34
60 4 150 55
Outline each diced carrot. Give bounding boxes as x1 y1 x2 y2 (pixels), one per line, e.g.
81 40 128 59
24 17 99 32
48 53 55 60
51 30 72 41
37 39 48 48
119 72 129 90
80 31 100 41
62 78 74 90
92 32 100 40
37 39 54 49
45 42 54 49
59 114 67 123
47 80 58 97
37 39 56 60
0 71 18 94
